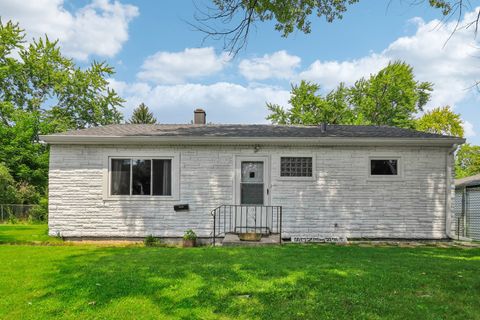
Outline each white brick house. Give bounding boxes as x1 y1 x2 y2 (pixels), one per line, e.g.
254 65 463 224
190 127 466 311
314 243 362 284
40 110 465 242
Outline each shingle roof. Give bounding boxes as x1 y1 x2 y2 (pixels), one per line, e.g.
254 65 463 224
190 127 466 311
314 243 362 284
455 174 480 188
45 123 461 139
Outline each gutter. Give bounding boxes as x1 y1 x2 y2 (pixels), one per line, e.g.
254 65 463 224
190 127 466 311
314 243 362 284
38 135 466 147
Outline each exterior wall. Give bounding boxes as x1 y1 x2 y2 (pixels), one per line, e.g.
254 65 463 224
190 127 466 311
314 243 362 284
48 144 451 239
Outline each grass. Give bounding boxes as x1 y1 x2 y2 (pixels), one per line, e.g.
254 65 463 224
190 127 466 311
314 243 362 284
0 226 479 319
0 224 63 244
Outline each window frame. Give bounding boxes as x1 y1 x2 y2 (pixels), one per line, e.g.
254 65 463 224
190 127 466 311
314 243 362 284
277 155 316 181
103 153 180 201
367 156 403 181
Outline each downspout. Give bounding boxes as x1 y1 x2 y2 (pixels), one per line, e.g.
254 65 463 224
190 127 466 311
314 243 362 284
445 144 457 239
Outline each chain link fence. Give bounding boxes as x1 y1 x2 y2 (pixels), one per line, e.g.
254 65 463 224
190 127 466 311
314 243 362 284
0 204 38 222
453 187 480 241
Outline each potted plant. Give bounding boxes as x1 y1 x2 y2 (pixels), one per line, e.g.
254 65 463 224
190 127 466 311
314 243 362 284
183 229 197 247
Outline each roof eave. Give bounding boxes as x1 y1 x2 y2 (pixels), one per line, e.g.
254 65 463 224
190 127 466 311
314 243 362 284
39 135 466 146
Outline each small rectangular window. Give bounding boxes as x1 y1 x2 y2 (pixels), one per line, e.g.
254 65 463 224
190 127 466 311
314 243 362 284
370 159 398 176
280 157 312 177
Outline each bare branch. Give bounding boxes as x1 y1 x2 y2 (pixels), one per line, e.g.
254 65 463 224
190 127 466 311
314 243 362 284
189 0 258 57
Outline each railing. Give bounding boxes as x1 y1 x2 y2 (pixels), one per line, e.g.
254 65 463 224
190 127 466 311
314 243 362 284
211 204 282 245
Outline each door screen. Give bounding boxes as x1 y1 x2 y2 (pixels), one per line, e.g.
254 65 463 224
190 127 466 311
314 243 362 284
240 161 264 205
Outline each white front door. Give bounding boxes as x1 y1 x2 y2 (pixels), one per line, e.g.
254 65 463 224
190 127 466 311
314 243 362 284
234 156 270 233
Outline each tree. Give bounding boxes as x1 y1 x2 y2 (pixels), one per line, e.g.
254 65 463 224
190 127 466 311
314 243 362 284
129 103 157 124
0 21 123 129
0 163 17 204
415 106 464 137
455 144 480 178
194 0 358 54
267 62 431 128
267 81 353 125
194 1 476 54
0 20 124 203
349 61 432 128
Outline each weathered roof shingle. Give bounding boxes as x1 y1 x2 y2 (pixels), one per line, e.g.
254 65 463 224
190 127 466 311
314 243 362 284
45 123 461 139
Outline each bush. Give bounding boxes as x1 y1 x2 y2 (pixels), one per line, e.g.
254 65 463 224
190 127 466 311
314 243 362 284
28 197 48 222
144 235 159 247
183 229 197 241
28 205 47 222
7 214 17 224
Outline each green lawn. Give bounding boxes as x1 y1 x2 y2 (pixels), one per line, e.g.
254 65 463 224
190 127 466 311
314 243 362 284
0 226 479 319
0 224 63 244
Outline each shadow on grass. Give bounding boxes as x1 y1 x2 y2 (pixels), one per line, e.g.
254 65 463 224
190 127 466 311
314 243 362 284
39 245 480 319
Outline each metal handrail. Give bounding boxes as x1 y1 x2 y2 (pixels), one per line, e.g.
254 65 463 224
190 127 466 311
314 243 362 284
211 204 282 246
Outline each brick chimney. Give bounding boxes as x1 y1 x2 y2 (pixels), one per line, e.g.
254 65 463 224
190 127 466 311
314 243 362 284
194 108 206 125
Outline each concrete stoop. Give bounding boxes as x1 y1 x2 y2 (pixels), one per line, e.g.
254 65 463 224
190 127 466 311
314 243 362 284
220 233 281 247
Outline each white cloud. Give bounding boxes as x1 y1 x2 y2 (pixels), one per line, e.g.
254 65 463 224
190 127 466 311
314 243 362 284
463 120 476 138
298 9 480 110
109 79 290 123
298 54 388 89
239 50 301 81
0 0 138 60
137 47 230 84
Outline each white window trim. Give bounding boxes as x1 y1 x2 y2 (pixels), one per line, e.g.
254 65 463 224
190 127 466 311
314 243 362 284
277 154 316 181
367 155 404 181
102 151 180 201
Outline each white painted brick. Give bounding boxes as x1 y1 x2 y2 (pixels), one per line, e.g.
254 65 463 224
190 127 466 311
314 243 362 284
48 144 452 239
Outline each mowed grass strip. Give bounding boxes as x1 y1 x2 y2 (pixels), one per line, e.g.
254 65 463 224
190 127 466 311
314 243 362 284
0 240 479 319
0 224 63 244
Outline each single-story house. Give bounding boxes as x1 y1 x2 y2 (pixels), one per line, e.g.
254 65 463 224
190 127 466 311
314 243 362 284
40 109 465 243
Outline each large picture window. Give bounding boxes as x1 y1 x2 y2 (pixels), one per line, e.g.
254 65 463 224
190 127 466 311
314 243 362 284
110 158 172 196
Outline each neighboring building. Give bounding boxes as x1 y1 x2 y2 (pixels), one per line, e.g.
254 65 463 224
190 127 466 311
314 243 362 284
40 109 465 243
454 174 480 240
456 174 480 189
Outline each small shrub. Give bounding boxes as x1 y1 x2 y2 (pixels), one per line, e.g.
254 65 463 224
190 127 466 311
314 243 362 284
28 204 47 222
183 229 197 241
7 214 18 224
144 235 159 247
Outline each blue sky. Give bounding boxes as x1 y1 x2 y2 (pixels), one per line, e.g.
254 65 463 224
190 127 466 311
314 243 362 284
2 0 479 143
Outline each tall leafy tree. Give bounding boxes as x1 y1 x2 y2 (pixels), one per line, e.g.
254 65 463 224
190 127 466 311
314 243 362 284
349 61 432 128
0 20 124 202
456 144 480 178
267 81 353 125
129 103 157 124
415 106 464 137
267 62 432 128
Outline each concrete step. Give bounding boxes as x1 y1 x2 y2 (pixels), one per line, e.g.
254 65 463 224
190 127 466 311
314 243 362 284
221 233 281 247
